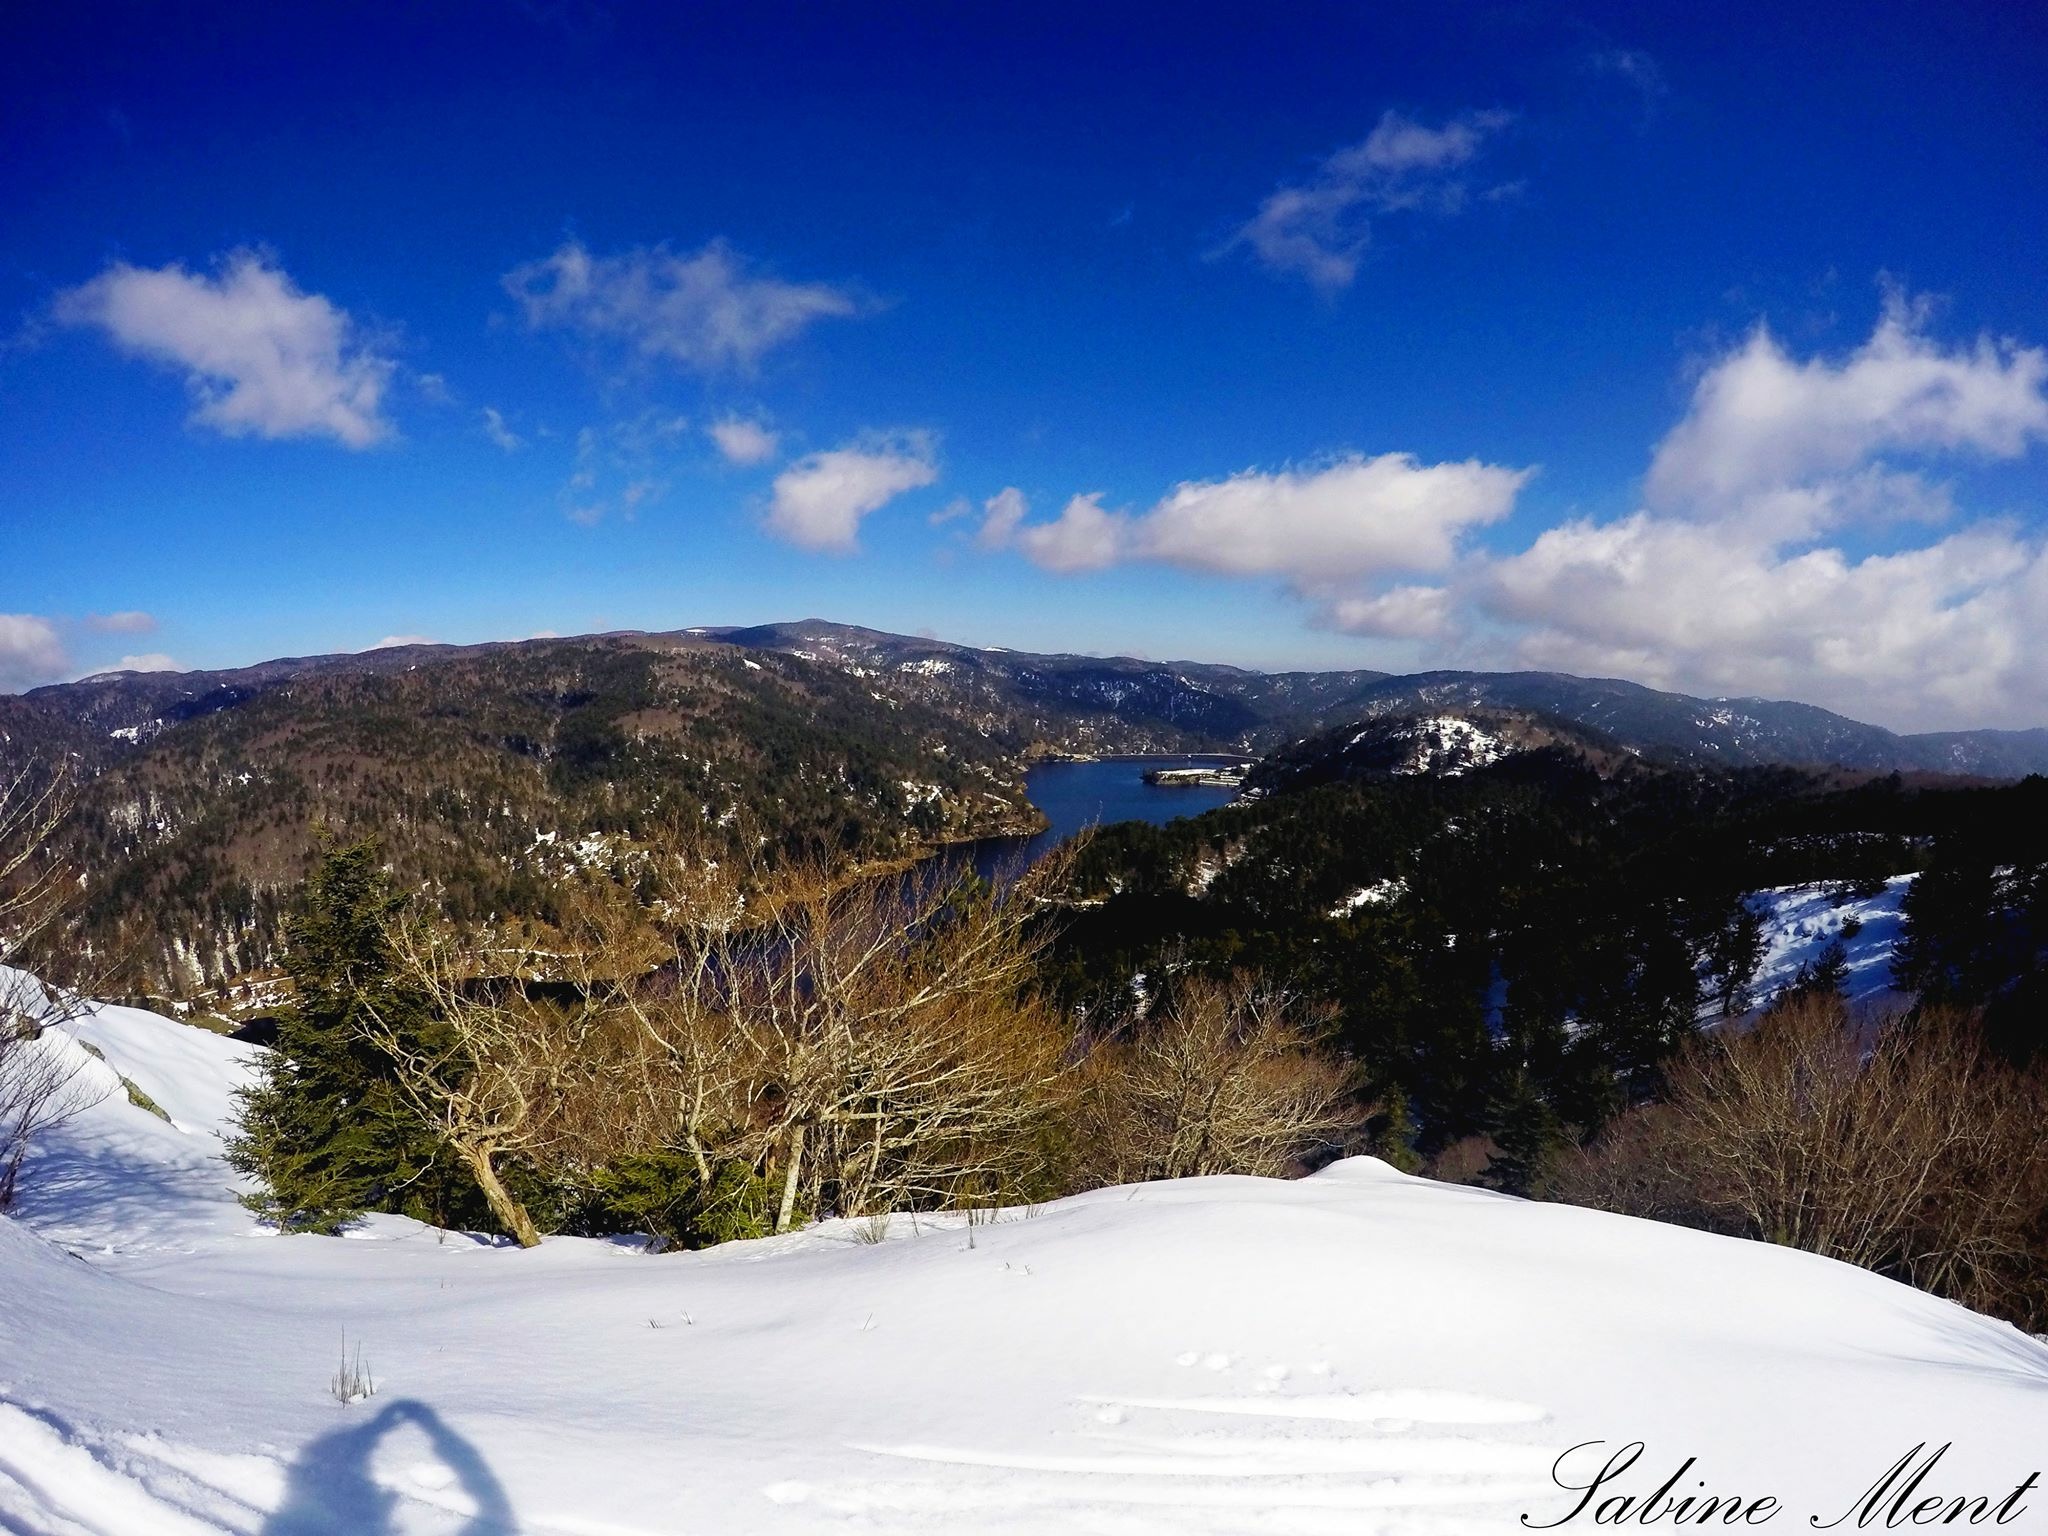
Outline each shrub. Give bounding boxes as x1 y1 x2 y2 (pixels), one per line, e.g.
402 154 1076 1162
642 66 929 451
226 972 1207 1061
1557 993 2048 1329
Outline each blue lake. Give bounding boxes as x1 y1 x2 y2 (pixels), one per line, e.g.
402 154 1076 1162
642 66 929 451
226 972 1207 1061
970 756 1245 879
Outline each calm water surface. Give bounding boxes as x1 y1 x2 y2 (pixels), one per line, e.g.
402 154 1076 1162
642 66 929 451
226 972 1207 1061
970 756 1244 880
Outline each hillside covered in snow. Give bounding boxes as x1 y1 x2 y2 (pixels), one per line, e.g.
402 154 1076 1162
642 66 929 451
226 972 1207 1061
4 980 2047 1535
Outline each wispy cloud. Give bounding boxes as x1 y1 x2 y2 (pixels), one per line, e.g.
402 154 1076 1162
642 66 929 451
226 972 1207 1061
504 239 862 372
1224 109 1513 292
561 410 691 526
765 433 939 553
480 406 525 452
55 251 396 447
1586 47 1669 116
86 610 157 635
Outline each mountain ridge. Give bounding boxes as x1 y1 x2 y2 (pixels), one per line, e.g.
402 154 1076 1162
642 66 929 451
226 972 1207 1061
11 617 2047 779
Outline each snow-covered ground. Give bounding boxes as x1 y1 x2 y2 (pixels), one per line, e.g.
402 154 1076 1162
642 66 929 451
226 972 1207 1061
1745 874 1914 1013
5 977 2048 1534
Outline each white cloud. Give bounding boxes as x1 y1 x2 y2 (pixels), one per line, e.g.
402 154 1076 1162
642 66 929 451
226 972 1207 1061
86 610 157 634
0 615 67 692
1226 110 1512 291
708 415 779 465
481 406 525 452
1324 584 1456 640
1137 455 1527 582
105 652 180 674
1014 493 1126 574
1647 294 2048 518
976 487 1029 550
1483 514 2048 729
996 455 1529 586
1464 297 2048 729
370 635 434 650
765 434 939 553
504 239 860 372
55 251 395 447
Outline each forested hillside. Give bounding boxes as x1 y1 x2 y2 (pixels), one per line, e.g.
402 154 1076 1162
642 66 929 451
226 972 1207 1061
1050 742 2048 1182
33 638 1039 1000
9 618 2048 1007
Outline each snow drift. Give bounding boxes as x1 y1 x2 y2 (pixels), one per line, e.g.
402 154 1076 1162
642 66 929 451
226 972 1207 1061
3 979 2046 1534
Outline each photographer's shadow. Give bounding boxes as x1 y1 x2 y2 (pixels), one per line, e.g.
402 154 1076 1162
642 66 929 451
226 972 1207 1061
263 1399 517 1535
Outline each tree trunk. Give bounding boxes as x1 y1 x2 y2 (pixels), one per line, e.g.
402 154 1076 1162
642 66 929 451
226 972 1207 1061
462 1143 541 1248
774 1121 807 1234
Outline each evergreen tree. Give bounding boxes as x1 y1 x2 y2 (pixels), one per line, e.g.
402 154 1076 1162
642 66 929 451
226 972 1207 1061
1788 938 1851 999
225 842 449 1232
1479 1067 1564 1198
1707 902 1767 1018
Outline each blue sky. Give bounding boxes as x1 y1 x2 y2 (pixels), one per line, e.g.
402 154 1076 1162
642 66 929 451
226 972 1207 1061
4 1 2046 730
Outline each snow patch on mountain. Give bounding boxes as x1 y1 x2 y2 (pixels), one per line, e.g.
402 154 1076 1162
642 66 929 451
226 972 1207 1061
1745 875 1914 1012
1329 876 1407 917
1365 715 1509 776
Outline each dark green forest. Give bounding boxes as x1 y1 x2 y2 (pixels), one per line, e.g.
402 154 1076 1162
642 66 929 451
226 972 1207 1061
1045 751 2048 1180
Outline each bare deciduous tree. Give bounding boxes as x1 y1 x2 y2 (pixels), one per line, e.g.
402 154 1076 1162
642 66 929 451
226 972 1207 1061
365 916 644 1247
0 762 103 1208
652 851 1074 1230
0 760 73 954
369 846 1078 1244
1076 974 1368 1185
1557 993 2048 1327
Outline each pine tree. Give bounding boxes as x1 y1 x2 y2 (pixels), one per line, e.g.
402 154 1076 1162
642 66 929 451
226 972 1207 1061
225 842 449 1232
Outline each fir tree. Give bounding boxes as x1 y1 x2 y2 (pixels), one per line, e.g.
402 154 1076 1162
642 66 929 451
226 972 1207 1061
225 841 449 1232
1480 1067 1564 1198
1787 938 1851 1000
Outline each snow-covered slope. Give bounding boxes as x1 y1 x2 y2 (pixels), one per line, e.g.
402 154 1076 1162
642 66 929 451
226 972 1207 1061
4 985 2046 1535
1745 875 1914 1013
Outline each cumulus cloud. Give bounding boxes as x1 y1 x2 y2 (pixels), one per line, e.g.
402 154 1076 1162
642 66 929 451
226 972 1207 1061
708 415 779 465
1483 514 2048 729
988 292 2044 730
975 487 1029 549
765 434 939 553
1137 455 1527 581
504 239 860 372
1013 493 1126 573
1226 109 1512 291
1468 297 2048 729
54 251 395 447
994 455 1529 586
86 610 157 634
481 406 525 452
0 615 68 692
1647 293 2048 519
